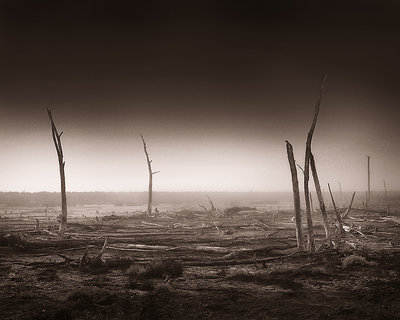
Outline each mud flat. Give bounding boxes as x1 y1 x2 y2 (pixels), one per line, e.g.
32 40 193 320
1 207 399 319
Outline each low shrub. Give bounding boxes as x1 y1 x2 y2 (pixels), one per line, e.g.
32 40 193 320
67 287 117 307
126 260 183 279
342 254 378 269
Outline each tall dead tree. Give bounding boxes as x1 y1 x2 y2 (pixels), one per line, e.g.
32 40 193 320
140 133 159 216
47 108 67 236
303 74 327 252
309 152 331 242
328 183 344 234
285 140 305 251
383 180 389 214
367 155 371 207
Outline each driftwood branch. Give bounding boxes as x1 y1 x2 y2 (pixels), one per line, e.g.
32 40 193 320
342 192 356 219
206 194 216 213
296 164 305 175
92 236 109 264
328 183 344 234
199 205 208 213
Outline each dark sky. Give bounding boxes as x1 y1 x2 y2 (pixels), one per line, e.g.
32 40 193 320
0 0 399 192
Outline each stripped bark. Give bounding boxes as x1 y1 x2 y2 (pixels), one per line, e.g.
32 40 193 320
343 191 356 219
303 74 327 252
309 152 331 242
310 192 314 213
47 108 67 237
285 140 304 251
328 183 344 233
140 133 160 216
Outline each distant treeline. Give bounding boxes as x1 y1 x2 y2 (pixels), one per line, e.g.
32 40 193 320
0 191 397 208
0 191 289 208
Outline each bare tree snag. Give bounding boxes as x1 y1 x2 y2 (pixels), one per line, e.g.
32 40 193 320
206 194 216 214
47 108 67 237
92 236 109 265
328 183 344 234
285 140 305 251
383 180 389 214
199 205 208 213
303 74 327 252
140 133 159 217
367 155 371 206
309 152 331 243
342 191 356 219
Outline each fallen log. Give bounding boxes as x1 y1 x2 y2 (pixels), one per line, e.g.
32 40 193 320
184 249 303 267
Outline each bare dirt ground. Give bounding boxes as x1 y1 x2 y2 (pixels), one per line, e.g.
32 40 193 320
1 207 400 319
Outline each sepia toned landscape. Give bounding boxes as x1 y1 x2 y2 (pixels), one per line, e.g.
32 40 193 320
1 191 400 319
1 1 400 319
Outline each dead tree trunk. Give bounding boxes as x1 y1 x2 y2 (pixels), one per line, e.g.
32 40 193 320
47 108 67 237
342 191 356 219
303 74 327 252
367 156 371 206
328 183 344 234
309 152 331 242
383 180 389 214
140 133 159 216
285 140 305 251
310 192 314 213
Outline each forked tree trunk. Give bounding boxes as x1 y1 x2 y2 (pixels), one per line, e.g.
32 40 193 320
285 140 304 251
47 108 67 237
328 183 344 234
309 152 331 242
303 74 327 252
140 133 159 216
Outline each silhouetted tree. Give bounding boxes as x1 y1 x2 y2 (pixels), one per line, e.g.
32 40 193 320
285 140 305 251
140 133 159 216
303 75 327 252
47 108 67 236
310 152 331 244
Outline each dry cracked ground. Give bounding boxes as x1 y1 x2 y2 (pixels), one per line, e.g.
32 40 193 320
1 207 400 319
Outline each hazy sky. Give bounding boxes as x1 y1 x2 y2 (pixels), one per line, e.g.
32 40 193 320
0 0 399 192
